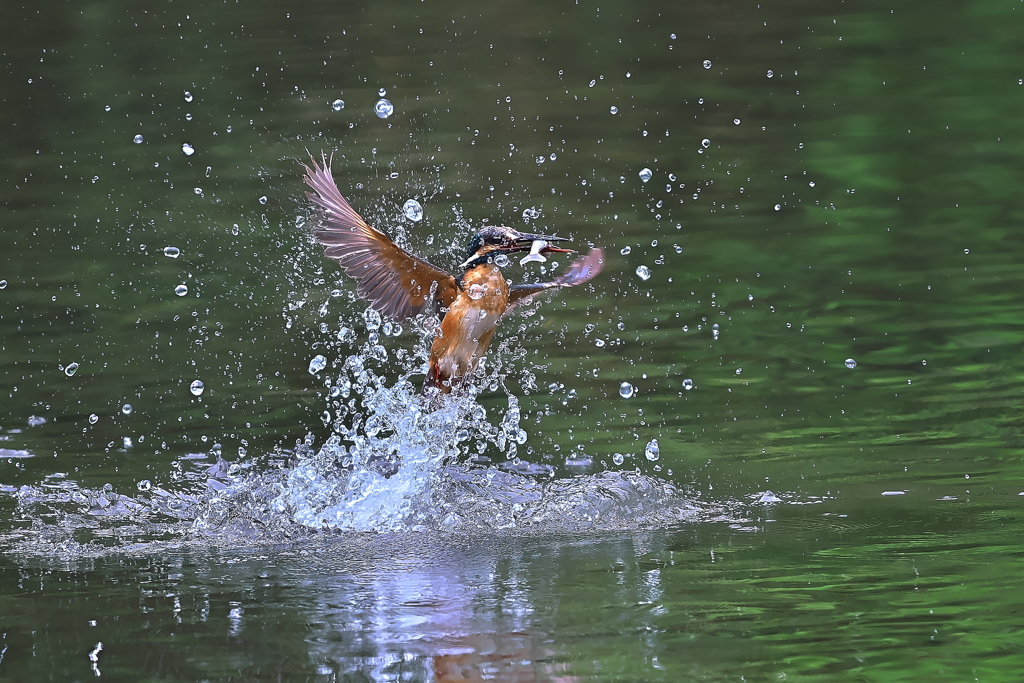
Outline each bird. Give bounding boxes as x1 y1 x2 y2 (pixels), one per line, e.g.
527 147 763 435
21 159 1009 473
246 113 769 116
302 152 604 396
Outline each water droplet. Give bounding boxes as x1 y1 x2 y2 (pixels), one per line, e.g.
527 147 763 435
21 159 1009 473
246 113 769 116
494 254 510 267
174 284 188 296
163 246 180 258
964 248 970 255
733 118 741 125
619 382 635 399
374 98 394 118
595 339 605 348
182 143 195 156
589 79 596 87
609 105 619 115
258 196 268 205
403 199 423 222
88 413 99 424
184 91 193 103
620 246 632 255
636 265 651 281
703 59 712 69
845 358 857 369
0 280 6 289
189 380 205 396
774 204 782 211
308 354 327 375
612 453 624 465
682 378 694 391
104 105 111 112
331 99 345 111
137 479 152 492
123 436 133 448
363 307 382 330
467 283 487 300
639 167 653 183
121 404 133 415
645 439 660 461
64 362 79 377
701 138 711 148
767 69 774 78
378 88 387 96
133 134 144 144
735 368 743 375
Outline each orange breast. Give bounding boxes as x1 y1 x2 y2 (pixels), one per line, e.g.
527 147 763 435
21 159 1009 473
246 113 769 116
426 265 510 393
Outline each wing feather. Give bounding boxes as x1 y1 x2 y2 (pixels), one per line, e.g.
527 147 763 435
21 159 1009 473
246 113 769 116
303 153 458 320
508 247 605 305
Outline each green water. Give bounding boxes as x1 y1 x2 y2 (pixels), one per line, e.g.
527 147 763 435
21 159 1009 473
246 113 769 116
4 0 1024 679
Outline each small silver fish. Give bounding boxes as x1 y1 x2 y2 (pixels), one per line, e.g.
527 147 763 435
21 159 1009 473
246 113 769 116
519 239 548 266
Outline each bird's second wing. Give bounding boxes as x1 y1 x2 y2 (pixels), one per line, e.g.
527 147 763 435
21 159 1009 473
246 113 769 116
508 247 605 306
303 153 458 321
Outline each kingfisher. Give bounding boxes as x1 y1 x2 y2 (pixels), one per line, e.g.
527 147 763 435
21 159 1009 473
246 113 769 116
303 153 604 396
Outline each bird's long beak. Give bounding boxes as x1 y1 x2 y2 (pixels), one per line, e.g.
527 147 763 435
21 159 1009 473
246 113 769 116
505 232 574 256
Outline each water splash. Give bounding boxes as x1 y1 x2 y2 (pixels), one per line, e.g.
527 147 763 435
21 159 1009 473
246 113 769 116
0 306 742 552
2 290 705 554
191 310 696 535
264 318 533 532
272 383 478 532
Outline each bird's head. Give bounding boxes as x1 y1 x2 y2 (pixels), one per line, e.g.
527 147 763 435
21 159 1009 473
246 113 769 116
459 226 573 270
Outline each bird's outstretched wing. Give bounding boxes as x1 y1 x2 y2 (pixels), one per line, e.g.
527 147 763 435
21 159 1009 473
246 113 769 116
303 153 458 321
508 247 605 306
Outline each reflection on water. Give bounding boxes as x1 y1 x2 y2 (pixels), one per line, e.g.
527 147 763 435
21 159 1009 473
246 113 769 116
293 538 590 681
5 500 1024 681
1 528 685 680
